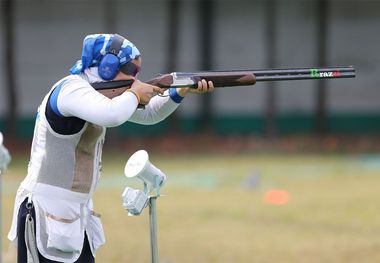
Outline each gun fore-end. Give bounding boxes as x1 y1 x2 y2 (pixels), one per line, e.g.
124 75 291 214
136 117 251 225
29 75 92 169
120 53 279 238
146 71 257 89
191 72 257 88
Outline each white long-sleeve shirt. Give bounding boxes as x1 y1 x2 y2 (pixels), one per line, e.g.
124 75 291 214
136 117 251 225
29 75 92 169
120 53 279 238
56 74 180 128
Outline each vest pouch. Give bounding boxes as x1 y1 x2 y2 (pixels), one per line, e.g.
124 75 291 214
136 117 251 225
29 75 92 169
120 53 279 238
88 212 106 251
45 212 83 253
31 184 88 262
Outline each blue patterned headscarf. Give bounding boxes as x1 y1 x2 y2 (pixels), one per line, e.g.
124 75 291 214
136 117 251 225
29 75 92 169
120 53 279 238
70 34 141 74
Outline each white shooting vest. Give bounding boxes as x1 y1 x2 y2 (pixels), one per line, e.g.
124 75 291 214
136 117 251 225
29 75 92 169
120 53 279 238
8 80 106 262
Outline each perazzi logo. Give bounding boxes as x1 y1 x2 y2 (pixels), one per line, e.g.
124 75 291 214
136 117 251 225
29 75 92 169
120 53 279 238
311 69 342 78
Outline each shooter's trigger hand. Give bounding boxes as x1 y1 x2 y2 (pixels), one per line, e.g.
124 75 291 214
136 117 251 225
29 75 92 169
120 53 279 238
129 79 164 105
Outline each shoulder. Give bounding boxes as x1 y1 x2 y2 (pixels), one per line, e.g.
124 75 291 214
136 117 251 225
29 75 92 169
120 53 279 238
51 75 96 101
54 75 91 91
45 75 88 134
47 75 93 117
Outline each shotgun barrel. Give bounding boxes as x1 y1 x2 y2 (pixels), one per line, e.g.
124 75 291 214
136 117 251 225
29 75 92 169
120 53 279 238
92 66 356 92
146 66 355 89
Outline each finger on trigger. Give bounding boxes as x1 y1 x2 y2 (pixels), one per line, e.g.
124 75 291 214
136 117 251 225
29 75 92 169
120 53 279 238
154 86 164 94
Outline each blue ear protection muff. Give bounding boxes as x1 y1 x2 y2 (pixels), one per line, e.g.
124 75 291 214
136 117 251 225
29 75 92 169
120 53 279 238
98 34 125 80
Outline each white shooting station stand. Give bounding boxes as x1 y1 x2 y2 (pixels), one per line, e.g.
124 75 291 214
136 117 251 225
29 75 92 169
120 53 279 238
122 150 166 263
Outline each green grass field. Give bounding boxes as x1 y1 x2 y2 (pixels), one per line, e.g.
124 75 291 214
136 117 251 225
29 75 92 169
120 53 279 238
2 151 380 262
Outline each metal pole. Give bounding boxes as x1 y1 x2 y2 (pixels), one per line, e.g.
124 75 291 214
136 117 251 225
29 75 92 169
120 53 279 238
265 0 278 137
166 0 180 133
1 0 18 137
149 197 158 263
197 0 214 131
315 0 329 135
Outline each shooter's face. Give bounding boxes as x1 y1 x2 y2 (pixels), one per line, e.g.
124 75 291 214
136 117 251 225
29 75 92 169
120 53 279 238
114 57 142 81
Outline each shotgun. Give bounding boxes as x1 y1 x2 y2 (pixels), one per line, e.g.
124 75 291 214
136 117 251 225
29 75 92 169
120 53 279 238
147 66 355 88
92 66 355 97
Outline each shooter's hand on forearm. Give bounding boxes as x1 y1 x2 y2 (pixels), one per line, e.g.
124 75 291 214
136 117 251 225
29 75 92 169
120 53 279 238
176 79 215 97
129 79 164 105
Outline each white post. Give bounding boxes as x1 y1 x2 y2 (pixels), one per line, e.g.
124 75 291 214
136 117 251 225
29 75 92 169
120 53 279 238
149 196 158 263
